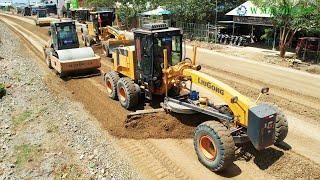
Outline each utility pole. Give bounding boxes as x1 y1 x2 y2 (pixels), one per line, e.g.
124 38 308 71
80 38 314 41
215 0 218 44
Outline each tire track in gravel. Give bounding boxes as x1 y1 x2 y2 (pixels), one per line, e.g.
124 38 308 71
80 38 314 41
2 13 320 179
117 139 180 179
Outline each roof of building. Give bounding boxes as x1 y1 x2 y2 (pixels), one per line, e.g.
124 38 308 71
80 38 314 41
226 1 271 18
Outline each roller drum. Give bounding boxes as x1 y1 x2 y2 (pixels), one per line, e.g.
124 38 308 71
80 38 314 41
56 47 95 61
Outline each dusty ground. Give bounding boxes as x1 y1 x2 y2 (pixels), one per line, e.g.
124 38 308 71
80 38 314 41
187 40 320 74
1 13 320 179
0 20 141 179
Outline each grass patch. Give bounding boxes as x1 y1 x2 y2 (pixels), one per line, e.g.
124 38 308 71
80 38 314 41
13 71 22 82
0 83 6 98
13 111 32 127
14 144 40 167
54 164 83 179
27 78 35 86
47 123 59 133
306 66 320 74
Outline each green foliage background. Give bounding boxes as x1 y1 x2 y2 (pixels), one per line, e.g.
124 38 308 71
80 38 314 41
84 0 246 25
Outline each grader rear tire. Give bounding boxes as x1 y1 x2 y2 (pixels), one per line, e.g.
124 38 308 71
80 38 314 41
117 77 139 109
273 106 288 144
104 71 120 100
194 121 235 172
262 103 288 144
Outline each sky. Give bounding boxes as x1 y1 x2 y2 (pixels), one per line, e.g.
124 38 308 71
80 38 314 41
0 0 41 4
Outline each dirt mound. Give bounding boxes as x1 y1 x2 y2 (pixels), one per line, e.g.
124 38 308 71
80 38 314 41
123 112 211 139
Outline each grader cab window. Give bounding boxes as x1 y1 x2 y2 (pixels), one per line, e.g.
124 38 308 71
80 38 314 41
154 35 182 67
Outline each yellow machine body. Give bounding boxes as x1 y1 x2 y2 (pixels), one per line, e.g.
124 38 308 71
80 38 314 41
112 46 136 80
87 22 96 36
182 69 256 126
102 26 134 54
112 43 256 127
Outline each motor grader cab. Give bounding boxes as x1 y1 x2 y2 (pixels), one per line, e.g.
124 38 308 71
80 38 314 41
132 23 184 98
81 10 115 47
44 21 101 77
75 9 90 23
104 23 288 172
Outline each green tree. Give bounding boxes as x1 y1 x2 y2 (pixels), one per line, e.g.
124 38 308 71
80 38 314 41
116 0 150 29
153 0 244 23
252 0 319 57
84 0 114 8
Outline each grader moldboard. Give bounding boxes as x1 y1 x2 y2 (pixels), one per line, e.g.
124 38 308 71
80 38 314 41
44 21 101 77
103 23 288 171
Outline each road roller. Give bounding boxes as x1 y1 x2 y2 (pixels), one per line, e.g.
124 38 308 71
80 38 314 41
43 21 101 77
103 23 288 172
35 9 55 27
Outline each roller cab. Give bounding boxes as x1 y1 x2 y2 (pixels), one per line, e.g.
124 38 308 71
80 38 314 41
35 9 54 27
44 21 101 77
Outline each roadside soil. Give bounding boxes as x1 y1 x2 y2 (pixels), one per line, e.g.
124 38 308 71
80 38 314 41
187 40 320 74
1 13 320 179
0 20 141 179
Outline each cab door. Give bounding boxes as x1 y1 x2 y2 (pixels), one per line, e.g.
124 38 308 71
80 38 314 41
135 35 155 99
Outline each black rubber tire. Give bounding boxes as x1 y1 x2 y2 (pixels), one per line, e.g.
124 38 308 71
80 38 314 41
59 72 66 78
104 71 120 100
134 83 141 104
273 105 288 143
117 77 139 109
194 121 235 172
102 44 110 57
262 103 288 143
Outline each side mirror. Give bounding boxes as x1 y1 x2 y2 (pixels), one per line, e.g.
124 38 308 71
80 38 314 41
261 87 269 94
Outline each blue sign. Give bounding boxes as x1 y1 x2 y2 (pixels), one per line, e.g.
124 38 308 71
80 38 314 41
237 5 247 16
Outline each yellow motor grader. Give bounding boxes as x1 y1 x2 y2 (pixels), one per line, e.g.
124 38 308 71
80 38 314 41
80 10 133 57
103 23 288 171
81 10 115 47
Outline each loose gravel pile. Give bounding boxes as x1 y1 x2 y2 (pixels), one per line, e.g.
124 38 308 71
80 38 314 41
0 21 141 179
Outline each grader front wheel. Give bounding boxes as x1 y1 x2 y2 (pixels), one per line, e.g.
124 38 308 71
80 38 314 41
194 121 235 172
116 77 139 109
104 71 120 100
